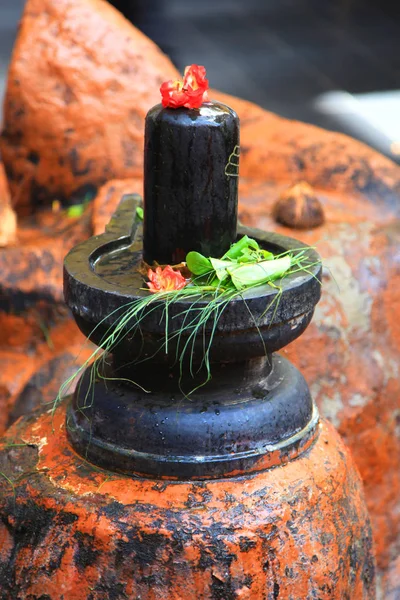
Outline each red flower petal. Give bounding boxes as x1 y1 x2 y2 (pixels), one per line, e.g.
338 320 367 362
160 65 209 109
146 265 187 293
183 65 208 93
160 80 190 108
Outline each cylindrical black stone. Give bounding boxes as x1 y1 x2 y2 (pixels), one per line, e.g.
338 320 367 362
143 101 239 264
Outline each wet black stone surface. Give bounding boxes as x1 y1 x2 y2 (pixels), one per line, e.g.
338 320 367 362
67 353 316 478
144 102 239 264
64 195 321 478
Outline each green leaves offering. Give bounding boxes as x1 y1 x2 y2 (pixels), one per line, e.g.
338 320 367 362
209 258 232 281
186 236 293 291
228 256 291 290
222 235 259 260
186 251 213 276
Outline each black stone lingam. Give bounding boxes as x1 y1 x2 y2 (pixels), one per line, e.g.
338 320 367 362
143 102 239 264
64 99 321 479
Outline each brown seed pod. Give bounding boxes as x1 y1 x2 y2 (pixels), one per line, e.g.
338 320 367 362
273 181 325 229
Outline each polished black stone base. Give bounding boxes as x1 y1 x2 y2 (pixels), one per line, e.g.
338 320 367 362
67 354 318 479
64 194 321 479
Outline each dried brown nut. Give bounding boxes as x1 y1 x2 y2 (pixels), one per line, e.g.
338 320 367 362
273 181 325 229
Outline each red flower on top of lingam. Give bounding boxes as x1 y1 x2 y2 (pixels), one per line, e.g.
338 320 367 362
147 266 187 293
160 65 209 109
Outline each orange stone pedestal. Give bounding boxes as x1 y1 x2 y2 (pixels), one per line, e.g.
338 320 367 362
0 402 375 600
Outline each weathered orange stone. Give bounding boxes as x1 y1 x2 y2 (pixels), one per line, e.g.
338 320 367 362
0 404 375 599
92 177 142 235
0 208 93 435
0 0 177 216
384 555 400 599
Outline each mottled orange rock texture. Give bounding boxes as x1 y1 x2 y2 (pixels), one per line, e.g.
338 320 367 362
0 0 175 216
0 207 94 434
0 405 375 599
0 0 399 590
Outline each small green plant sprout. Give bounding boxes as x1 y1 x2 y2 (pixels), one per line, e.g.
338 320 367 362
67 204 86 218
66 190 96 218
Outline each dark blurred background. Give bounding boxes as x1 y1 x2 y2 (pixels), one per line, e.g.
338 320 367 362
1 0 399 161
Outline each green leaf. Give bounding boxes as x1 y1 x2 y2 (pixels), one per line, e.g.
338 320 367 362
228 256 292 290
222 236 259 260
259 249 274 260
209 258 232 281
136 206 144 220
237 248 259 263
208 276 224 288
67 204 85 218
186 251 213 276
236 245 274 263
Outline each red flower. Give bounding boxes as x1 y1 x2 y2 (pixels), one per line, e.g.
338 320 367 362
160 64 209 109
183 65 209 107
146 266 187 293
160 80 189 109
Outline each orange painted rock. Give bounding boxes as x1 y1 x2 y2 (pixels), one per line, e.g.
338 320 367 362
92 176 142 235
0 318 92 435
0 208 93 436
384 556 400 600
0 179 142 438
213 90 400 197
236 172 400 573
3 0 400 216
0 401 375 599
0 0 177 216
